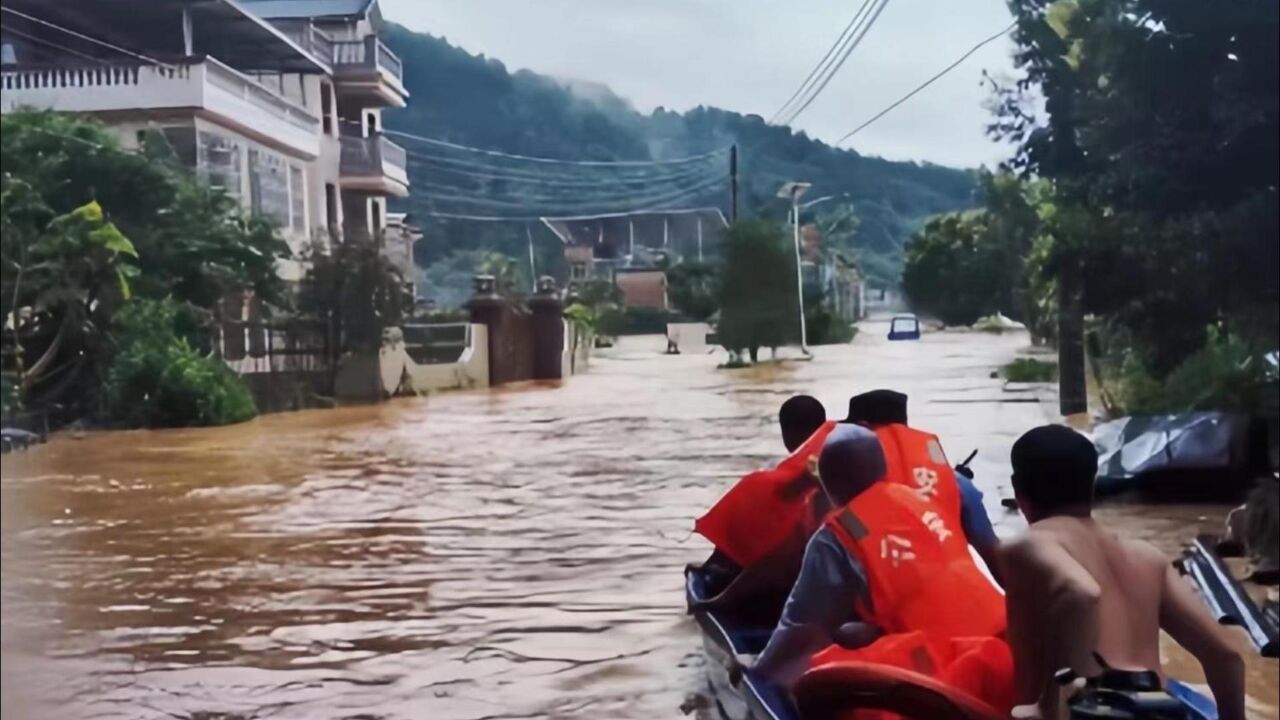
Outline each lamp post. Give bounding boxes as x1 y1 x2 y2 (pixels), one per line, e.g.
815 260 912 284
778 181 812 354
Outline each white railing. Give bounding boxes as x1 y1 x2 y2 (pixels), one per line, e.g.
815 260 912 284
203 57 318 133
332 36 404 83
379 134 407 172
339 133 407 178
0 59 319 144
1 63 188 92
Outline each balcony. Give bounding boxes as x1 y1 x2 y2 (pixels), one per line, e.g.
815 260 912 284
0 58 322 158
331 36 408 108
339 131 409 197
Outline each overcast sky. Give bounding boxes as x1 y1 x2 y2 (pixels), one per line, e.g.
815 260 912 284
380 0 1021 169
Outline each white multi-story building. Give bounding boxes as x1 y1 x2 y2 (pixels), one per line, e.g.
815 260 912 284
0 0 410 284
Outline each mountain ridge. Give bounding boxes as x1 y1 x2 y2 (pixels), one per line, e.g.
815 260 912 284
383 24 979 287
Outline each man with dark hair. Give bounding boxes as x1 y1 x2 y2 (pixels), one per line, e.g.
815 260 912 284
844 389 1002 582
694 395 837 609
1002 425 1246 720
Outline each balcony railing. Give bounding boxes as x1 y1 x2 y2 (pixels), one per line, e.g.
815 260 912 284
339 132 408 186
277 22 335 69
0 58 320 153
332 35 403 83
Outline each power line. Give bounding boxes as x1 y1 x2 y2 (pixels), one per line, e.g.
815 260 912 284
413 172 727 213
386 128 729 168
0 7 174 69
836 21 1016 145
768 0 877 125
1 26 112 66
424 206 726 224
415 175 727 221
403 148 724 188
775 0 892 128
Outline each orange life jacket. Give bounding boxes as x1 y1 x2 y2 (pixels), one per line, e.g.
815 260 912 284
802 632 1015 720
805 481 1012 717
872 423 963 529
694 420 837 568
826 481 1005 639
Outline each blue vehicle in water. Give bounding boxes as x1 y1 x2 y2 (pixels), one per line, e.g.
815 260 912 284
888 314 921 341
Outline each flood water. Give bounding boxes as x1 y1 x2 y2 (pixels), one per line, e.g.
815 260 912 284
3 319 1276 719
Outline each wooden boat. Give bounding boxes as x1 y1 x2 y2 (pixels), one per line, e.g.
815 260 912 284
685 562 1219 720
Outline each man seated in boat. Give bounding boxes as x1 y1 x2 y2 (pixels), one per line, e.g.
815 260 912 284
1001 425 1246 720
842 388 1002 583
693 395 837 617
751 424 1014 714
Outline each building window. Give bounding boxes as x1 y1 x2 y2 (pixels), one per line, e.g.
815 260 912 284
197 131 242 198
324 182 339 233
371 198 383 233
248 148 289 226
289 165 306 233
321 82 335 136
570 263 588 281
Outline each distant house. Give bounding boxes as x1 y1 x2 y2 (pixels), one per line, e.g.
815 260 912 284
0 0 410 287
614 269 668 310
543 208 727 308
799 223 867 322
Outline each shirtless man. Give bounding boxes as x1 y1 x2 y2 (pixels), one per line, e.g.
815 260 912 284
1001 425 1247 720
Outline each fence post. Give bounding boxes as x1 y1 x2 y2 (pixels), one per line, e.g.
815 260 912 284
530 276 565 381
466 275 502 385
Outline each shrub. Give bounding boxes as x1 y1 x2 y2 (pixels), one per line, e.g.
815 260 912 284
806 303 856 345
1003 357 1057 383
597 305 684 336
102 299 256 428
1 375 21 417
1109 327 1275 416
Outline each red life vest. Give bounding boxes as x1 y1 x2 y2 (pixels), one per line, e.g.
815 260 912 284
827 481 1005 638
694 420 837 568
804 481 1012 716
872 423 963 529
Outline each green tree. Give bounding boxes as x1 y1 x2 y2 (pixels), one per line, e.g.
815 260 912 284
1 112 287 310
993 0 1279 372
1 111 293 420
1 198 138 399
716 221 798 361
298 236 407 355
666 262 718 321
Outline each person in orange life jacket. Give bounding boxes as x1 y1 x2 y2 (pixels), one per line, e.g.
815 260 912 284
750 424 1008 690
697 395 836 603
843 389 1002 585
1001 426 1245 720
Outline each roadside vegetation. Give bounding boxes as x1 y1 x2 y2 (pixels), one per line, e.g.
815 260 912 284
903 0 1278 417
1 111 288 427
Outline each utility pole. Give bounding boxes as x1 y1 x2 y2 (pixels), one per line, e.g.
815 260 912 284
526 225 537 291
1058 269 1088 418
729 144 739 223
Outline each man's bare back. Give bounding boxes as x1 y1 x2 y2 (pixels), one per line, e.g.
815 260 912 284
1003 425 1246 720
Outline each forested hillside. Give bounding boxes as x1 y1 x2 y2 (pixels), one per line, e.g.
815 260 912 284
383 25 979 290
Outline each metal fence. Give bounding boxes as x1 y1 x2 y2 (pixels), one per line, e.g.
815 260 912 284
401 323 469 365
218 320 333 375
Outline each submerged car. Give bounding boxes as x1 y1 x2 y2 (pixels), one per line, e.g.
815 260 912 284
888 314 921 341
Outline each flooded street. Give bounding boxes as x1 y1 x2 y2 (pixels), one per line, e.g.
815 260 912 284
3 319 1276 719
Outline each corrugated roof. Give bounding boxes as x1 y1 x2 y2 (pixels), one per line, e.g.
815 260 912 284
241 0 374 20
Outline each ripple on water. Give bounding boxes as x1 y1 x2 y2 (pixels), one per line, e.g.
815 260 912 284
3 328 1276 718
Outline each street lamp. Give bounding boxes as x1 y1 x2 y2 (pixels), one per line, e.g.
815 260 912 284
778 181 812 354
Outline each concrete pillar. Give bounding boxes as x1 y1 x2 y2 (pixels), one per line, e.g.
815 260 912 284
529 276 565 381
465 274 502 386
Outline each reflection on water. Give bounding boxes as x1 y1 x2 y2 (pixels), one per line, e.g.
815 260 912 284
3 322 1276 718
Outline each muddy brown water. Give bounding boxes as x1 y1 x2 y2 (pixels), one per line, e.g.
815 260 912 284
3 320 1276 719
